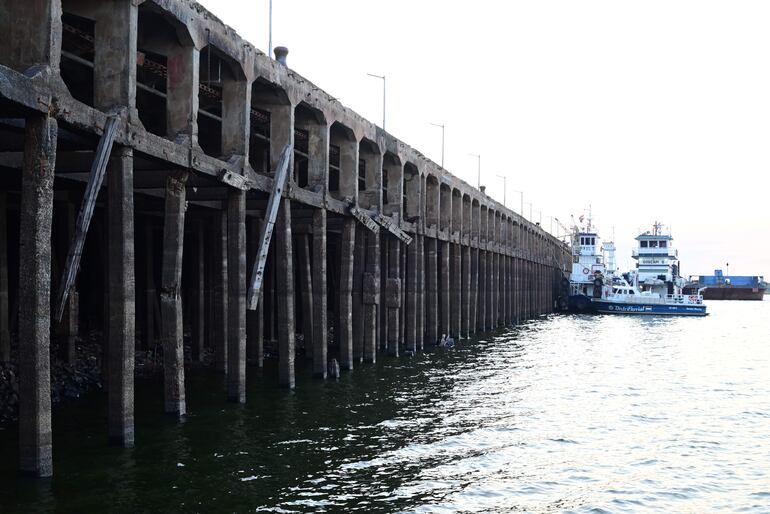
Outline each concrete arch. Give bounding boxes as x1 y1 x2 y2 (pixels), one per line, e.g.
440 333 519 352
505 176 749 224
403 162 420 222
425 175 439 229
329 122 356 201
357 137 381 209
439 183 452 233
294 101 328 191
382 151 402 218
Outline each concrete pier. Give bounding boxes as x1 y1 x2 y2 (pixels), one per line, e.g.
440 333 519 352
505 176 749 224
0 0 572 477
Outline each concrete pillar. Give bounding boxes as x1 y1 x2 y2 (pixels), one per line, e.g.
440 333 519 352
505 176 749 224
166 46 199 143
425 237 438 345
213 211 228 373
18 113 57 477
227 189 246 403
379 240 387 352
470 247 478 334
192 221 205 362
386 235 400 357
352 226 364 363
405 234 418 352
299 236 314 359
338 219 355 370
0 192 9 362
276 200 295 388
416 235 425 351
461 244 471 338
440 241 450 338
486 247 493 330
144 222 156 349
477 249 486 332
160 171 188 417
107 146 135 447
450 243 461 338
246 217 263 367
501 252 508 326
312 209 327 377
363 231 380 363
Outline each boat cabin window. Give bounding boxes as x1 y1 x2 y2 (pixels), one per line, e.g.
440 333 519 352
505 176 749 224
640 241 648 248
649 240 658 248
659 240 667 248
629 290 634 295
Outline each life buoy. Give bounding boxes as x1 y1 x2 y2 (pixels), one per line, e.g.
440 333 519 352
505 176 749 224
582 267 590 275
688 295 698 302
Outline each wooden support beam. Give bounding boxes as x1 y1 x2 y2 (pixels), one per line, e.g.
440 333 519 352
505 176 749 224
374 213 413 245
227 188 246 403
54 116 119 323
247 144 292 311
350 205 380 234
160 170 188 417
107 146 135 447
18 113 57 478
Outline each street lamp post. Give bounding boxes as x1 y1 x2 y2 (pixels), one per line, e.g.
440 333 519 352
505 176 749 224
268 0 273 57
430 123 445 168
367 73 386 130
495 174 507 207
470 153 481 189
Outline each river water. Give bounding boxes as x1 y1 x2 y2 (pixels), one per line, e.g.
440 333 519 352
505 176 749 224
2 299 769 513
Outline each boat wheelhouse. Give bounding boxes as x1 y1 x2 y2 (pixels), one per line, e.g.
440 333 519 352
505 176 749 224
631 222 683 296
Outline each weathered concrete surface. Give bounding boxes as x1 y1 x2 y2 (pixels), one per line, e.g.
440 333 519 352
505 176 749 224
107 146 135 447
18 113 57 477
227 188 246 403
160 170 188 417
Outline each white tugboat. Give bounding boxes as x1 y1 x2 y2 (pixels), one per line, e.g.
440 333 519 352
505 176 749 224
559 210 609 312
591 223 707 316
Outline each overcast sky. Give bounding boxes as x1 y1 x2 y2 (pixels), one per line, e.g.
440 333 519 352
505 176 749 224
199 0 770 278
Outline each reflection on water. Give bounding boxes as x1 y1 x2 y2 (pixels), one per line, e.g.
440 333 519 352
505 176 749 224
2 300 770 512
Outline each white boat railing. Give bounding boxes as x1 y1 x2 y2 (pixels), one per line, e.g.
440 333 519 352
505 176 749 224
605 292 703 305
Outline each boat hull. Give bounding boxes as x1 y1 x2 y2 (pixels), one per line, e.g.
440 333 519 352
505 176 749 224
700 287 765 301
592 299 707 316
